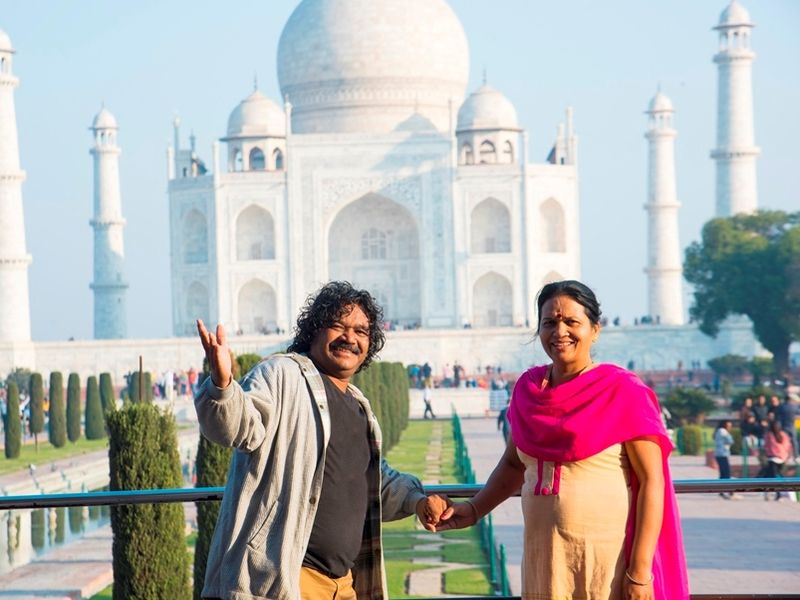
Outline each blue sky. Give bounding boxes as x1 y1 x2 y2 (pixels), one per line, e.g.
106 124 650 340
3 0 799 341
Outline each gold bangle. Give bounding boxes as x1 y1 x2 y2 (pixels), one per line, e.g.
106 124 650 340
625 571 653 586
464 499 480 521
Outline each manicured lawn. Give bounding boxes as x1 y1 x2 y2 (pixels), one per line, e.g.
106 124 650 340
0 437 109 475
89 585 112 599
444 566 494 595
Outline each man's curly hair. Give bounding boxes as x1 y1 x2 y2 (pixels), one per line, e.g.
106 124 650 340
287 281 385 372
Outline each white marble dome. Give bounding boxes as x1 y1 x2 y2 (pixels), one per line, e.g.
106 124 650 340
648 92 673 113
227 90 286 138
277 0 470 134
0 29 12 53
457 85 519 132
92 107 118 129
718 1 752 27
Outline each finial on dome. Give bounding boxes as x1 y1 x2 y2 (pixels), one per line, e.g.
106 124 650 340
253 72 258 92
482 67 487 86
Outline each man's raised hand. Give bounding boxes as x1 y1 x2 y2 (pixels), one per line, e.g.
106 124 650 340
196 319 233 389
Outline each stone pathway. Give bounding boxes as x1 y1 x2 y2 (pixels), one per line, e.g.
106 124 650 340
406 421 484 597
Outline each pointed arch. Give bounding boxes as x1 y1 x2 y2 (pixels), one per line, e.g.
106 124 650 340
238 279 277 334
540 198 566 253
479 140 496 164
183 209 208 264
471 198 511 253
542 271 564 286
186 281 209 328
473 272 513 327
236 205 275 260
249 147 265 170
273 148 284 170
503 140 514 164
460 142 474 165
329 193 420 325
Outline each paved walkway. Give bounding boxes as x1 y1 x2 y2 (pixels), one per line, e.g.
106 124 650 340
459 416 800 596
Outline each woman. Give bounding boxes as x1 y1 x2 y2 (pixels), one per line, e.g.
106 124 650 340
759 420 793 500
713 421 734 499
434 280 688 600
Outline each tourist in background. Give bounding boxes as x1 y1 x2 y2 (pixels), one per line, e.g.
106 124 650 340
422 384 435 419
758 420 793 500
429 280 689 600
713 421 735 500
776 395 798 460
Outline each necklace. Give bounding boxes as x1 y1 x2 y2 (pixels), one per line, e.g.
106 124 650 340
543 362 592 390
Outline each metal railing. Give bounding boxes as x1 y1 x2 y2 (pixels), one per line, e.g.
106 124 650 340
1 481 799 600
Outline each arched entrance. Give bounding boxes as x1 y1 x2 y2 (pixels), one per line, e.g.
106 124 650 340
473 272 512 327
238 280 277 334
328 193 421 326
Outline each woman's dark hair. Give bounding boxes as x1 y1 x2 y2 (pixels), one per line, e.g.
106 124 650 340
287 281 385 372
536 280 602 331
717 420 732 431
768 419 784 442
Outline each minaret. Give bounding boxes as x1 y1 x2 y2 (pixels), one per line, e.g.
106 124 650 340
89 106 128 339
644 91 684 325
711 0 759 216
0 30 32 342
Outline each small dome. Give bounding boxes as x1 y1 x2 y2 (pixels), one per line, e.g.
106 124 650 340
457 85 519 132
718 1 752 27
0 29 12 53
92 107 118 129
226 90 285 138
647 92 673 113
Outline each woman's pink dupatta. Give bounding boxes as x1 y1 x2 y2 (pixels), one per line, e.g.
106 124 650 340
508 363 690 600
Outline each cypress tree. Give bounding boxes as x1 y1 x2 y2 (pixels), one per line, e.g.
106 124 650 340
99 372 115 414
107 402 190 599
193 435 233 599
29 372 45 452
48 372 66 448
4 381 21 458
66 373 82 442
85 375 105 440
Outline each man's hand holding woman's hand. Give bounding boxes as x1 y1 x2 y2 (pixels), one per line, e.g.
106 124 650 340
417 495 482 532
196 319 233 389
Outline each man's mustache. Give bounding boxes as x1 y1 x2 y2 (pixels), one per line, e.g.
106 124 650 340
330 340 361 354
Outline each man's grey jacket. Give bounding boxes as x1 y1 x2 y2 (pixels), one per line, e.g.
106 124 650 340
195 353 426 600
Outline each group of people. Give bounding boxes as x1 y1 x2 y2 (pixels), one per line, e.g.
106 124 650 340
740 394 798 458
194 279 690 599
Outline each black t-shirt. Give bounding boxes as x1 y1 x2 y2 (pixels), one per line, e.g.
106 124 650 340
302 375 371 578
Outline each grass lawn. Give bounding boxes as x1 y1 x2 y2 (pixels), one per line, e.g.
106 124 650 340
444 566 494 595
89 585 112 599
0 437 109 476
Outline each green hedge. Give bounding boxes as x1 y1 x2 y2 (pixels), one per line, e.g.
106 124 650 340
99 372 115 414
66 373 82 443
29 373 45 443
351 361 409 453
85 375 106 440
48 372 66 448
107 402 190 599
4 381 21 458
193 435 233 599
680 425 704 456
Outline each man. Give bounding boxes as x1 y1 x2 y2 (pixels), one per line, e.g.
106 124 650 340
195 282 443 600
422 384 435 419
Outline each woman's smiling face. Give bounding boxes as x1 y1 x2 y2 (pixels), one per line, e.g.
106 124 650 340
538 295 599 370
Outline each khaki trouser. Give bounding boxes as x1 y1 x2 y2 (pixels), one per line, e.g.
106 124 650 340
300 566 357 600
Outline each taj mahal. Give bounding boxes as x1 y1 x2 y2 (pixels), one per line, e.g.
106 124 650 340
0 0 764 379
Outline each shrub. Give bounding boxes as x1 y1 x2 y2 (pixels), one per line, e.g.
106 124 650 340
85 375 106 440
99 372 115 414
193 435 233 599
29 372 45 448
235 353 262 380
662 387 716 425
48 372 66 448
352 361 409 453
4 381 21 458
66 373 82 442
730 426 743 456
107 402 190 599
680 425 704 456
